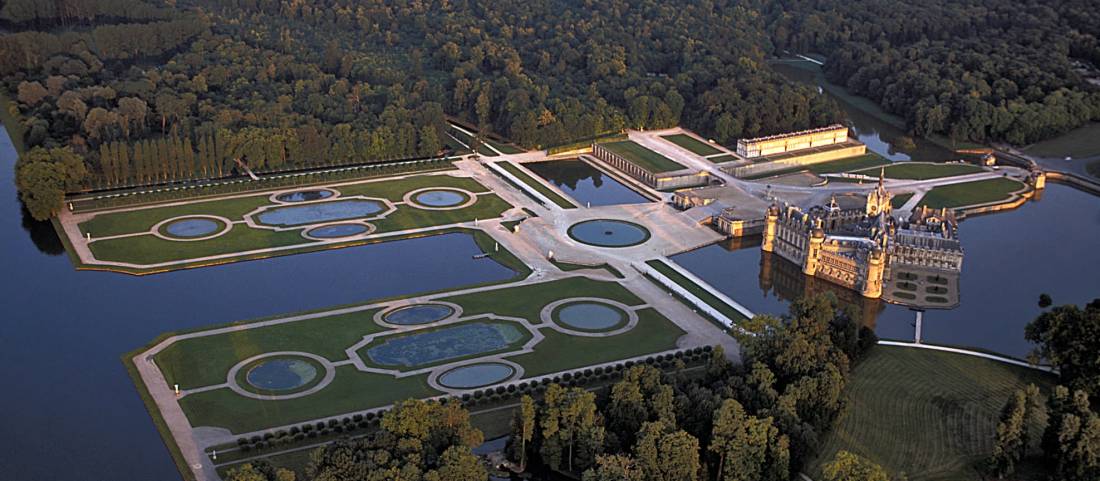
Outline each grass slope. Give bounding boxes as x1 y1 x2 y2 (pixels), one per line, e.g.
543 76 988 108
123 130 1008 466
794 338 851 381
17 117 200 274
863 162 984 180
918 178 1025 209
808 346 1056 481
646 259 747 323
600 140 686 173
1023 122 1100 158
660 134 722 156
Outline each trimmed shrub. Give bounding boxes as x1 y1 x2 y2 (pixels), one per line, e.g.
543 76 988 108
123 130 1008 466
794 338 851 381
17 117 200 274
353 414 363 422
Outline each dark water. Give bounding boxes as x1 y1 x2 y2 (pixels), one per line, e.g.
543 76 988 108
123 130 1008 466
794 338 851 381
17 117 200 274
0 127 518 481
672 184 1100 358
773 61 954 162
524 159 650 206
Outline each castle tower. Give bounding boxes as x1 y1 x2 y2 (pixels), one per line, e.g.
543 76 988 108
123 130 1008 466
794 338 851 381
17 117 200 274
862 246 885 298
762 204 779 252
803 223 825 276
1033 170 1047 190
865 168 892 217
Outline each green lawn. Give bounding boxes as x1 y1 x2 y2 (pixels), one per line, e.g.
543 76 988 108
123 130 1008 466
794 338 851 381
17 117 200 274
600 140 686 173
860 162 984 180
496 161 577 209
917 178 1025 209
807 346 1056 481
179 366 438 434
78 174 512 267
660 134 722 156
509 308 685 376
1023 122 1100 158
149 276 682 434
708 154 738 164
807 153 892 174
890 193 914 209
646 259 747 323
447 125 500 157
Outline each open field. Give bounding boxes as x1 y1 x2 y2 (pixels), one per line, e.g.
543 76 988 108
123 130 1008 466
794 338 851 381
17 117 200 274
600 140 687 173
917 177 1026 209
152 276 685 434
71 173 513 269
861 162 985 180
496 161 576 209
808 346 1056 481
1023 122 1100 158
890 193 914 209
660 134 722 156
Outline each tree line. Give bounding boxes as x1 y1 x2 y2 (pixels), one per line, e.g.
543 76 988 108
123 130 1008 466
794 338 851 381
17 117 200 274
768 0 1100 145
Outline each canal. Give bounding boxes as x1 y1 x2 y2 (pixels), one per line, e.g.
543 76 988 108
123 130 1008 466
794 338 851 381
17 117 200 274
0 127 518 480
524 159 651 206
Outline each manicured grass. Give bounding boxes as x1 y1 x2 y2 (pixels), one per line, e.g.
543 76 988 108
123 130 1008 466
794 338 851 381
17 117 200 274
660 134 722 156
600 140 686 173
807 153 891 174
860 162 984 180
79 174 513 267
890 193 914 209
1023 122 1100 158
156 308 384 388
807 346 1056 481
496 161 577 209
509 308 685 376
708 154 738 163
917 178 1025 209
646 259 747 322
179 366 437 434
441 276 643 322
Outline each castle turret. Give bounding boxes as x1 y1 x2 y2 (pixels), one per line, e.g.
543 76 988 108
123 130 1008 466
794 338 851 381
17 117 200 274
862 246 885 298
762 204 779 252
803 224 825 275
1033 170 1047 190
866 168 893 217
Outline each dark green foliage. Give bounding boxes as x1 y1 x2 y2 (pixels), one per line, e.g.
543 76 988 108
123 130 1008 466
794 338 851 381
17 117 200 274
1025 301 1100 398
770 0 1100 145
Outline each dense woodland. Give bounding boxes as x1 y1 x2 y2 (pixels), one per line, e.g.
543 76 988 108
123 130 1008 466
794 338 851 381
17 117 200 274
769 0 1100 145
4 0 1100 220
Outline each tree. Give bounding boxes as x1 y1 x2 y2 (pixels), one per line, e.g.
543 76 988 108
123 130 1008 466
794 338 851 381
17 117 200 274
425 445 486 481
822 451 890 481
117 97 148 138
582 454 645 481
512 395 537 470
709 399 790 481
539 384 606 473
633 421 700 481
1038 294 1053 308
15 147 87 220
1043 386 1100 481
17 81 48 106
988 387 1035 478
1026 303 1100 397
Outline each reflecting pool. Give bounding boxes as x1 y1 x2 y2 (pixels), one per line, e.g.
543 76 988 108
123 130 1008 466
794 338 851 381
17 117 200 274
163 218 221 238
438 363 515 389
246 358 318 391
256 199 386 227
568 219 650 247
526 159 650 206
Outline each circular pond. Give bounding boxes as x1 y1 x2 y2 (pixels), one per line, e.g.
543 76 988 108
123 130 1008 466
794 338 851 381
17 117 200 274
245 358 319 392
163 218 222 238
383 303 456 325
554 301 627 331
306 223 370 239
413 189 469 207
567 219 650 247
438 363 515 389
276 189 334 203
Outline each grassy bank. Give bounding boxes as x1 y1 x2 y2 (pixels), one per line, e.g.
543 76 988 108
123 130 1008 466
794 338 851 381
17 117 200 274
1023 122 1100 158
497 161 577 209
807 345 1056 481
599 140 686 173
645 259 747 323
917 177 1026 209
660 133 722 156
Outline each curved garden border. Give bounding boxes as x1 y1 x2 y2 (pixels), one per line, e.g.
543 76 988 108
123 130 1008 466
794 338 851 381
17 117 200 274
540 297 639 337
402 187 479 211
151 215 234 242
226 351 336 401
566 219 651 248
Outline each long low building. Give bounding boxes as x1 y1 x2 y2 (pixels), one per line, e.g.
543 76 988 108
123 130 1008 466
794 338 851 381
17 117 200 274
592 141 709 190
737 124 849 158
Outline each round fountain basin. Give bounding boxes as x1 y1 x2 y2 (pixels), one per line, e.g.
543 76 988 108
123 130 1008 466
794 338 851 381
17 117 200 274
276 189 334 203
306 224 369 238
555 302 627 330
384 304 456 325
163 218 222 238
414 190 469 207
567 219 650 247
438 363 515 389
245 358 318 391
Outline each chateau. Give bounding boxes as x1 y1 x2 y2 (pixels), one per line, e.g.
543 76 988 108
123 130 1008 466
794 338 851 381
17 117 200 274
762 172 964 301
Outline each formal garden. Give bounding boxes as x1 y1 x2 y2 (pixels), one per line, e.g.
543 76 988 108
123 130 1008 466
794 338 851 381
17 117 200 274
68 172 513 271
145 276 687 435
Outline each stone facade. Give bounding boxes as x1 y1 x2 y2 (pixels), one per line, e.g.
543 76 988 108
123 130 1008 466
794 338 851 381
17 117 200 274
591 143 709 190
761 174 964 299
736 124 849 158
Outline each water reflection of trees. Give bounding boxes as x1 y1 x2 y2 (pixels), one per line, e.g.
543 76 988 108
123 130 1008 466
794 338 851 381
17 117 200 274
758 250 884 328
19 198 64 256
526 160 603 192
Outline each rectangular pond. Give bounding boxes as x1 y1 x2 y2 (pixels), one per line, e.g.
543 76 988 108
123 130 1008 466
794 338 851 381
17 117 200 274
525 159 651 206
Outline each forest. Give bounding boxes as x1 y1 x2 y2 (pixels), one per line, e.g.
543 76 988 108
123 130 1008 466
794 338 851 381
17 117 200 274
4 0 1100 220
